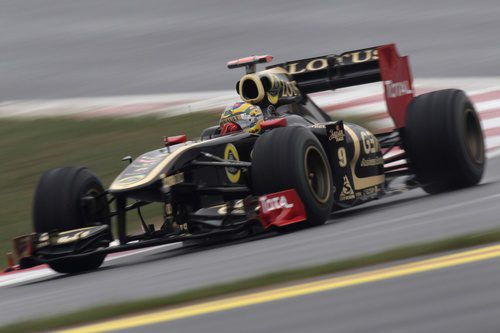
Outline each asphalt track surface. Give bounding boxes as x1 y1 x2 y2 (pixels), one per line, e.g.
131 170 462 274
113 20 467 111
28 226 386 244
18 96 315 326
1 0 500 100
0 157 499 326
115 252 500 333
1 1 500 330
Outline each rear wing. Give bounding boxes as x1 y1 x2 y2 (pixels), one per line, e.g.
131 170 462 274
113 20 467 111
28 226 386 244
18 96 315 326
268 44 413 128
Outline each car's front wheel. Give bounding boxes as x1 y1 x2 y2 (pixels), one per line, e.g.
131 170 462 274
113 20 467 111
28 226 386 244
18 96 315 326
33 166 111 273
252 126 334 227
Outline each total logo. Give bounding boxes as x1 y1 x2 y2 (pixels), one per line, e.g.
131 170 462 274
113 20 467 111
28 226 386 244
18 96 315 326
259 195 294 214
384 80 412 98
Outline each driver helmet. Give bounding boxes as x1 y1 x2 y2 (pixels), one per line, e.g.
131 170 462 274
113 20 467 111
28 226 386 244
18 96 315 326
219 102 264 135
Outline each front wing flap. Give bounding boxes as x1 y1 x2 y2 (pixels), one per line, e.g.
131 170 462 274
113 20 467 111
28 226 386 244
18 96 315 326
5 190 307 271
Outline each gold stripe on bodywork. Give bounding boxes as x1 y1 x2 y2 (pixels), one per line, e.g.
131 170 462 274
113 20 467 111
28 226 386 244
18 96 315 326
343 125 384 190
109 141 204 192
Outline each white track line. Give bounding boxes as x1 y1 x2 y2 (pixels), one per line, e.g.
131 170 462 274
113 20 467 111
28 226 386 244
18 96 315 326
104 242 182 262
0 243 182 288
0 269 54 287
483 118 500 130
1 78 500 119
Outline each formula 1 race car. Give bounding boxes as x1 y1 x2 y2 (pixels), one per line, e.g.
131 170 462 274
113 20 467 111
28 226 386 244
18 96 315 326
8 44 485 273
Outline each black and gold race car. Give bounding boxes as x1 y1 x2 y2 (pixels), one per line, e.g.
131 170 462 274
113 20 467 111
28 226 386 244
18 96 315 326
8 44 485 273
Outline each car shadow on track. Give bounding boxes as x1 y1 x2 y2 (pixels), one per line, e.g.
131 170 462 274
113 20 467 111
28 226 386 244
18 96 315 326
329 194 427 221
12 265 123 287
13 232 282 287
329 180 499 222
106 232 281 269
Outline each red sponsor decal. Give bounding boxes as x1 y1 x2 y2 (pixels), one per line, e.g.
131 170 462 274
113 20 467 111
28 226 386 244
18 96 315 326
258 189 307 228
377 44 414 128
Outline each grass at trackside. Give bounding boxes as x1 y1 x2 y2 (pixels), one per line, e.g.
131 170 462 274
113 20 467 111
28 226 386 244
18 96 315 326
0 114 219 263
2 228 500 333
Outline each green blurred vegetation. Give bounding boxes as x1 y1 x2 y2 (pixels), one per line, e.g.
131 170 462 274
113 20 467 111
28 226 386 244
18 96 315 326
0 113 219 263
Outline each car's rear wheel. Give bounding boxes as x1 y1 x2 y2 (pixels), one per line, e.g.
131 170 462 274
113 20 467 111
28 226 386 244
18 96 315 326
252 126 334 227
33 167 111 273
404 89 485 194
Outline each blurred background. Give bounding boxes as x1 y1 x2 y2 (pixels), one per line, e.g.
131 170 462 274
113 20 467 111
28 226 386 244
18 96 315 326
0 0 499 100
1 1 500 329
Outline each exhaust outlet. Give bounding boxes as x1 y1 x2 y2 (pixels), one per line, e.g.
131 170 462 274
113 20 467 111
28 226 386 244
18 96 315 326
238 74 265 104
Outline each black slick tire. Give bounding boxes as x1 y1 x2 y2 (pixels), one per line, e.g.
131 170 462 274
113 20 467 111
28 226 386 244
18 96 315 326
32 167 110 273
252 126 334 227
404 89 485 194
